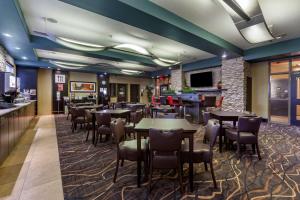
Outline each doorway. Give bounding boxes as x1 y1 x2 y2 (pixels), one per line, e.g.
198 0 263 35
246 76 252 112
117 84 127 102
130 84 140 103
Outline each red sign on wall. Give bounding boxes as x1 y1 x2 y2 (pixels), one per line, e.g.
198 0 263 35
57 84 64 91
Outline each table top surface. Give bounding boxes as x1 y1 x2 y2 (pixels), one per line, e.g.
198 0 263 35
126 103 146 106
76 104 103 109
151 105 174 110
210 110 254 117
134 118 198 132
94 109 131 114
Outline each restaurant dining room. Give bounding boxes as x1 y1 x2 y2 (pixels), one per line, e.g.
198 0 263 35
1 0 300 199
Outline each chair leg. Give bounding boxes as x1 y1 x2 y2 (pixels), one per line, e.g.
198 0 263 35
209 160 217 189
148 160 153 192
67 113 69 120
113 155 120 183
252 144 256 154
204 162 208 171
256 142 262 160
86 129 90 141
177 166 184 193
121 159 124 167
236 141 241 159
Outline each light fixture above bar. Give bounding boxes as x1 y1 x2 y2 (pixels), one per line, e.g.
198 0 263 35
50 60 88 69
121 69 142 75
240 22 274 44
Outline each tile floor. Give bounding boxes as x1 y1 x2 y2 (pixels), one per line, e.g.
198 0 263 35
0 115 64 200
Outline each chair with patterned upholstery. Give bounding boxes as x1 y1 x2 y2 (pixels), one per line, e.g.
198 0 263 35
95 112 112 145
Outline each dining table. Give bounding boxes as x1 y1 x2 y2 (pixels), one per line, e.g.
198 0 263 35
134 118 198 191
150 105 175 118
76 104 103 110
91 109 131 145
210 110 255 153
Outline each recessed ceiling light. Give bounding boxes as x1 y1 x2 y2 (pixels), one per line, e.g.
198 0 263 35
2 33 12 37
222 53 227 58
22 56 28 60
15 47 21 50
47 67 51 69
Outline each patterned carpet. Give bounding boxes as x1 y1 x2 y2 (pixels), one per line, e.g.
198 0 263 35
54 115 300 200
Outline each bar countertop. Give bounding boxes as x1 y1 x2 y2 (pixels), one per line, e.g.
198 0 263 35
0 101 36 117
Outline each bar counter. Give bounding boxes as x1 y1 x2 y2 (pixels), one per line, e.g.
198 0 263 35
0 101 36 164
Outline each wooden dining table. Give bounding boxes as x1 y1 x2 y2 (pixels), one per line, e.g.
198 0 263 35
210 110 255 153
91 109 131 145
76 104 103 110
150 105 175 118
134 118 198 191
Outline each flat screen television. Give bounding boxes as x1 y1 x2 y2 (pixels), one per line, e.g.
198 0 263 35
190 71 213 87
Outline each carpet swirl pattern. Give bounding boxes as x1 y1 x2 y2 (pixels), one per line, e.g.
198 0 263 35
54 115 300 200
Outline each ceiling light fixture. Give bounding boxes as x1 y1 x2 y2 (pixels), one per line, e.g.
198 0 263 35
50 60 88 69
218 0 281 44
2 33 12 37
55 37 105 52
222 53 227 58
15 47 21 50
22 56 28 60
114 44 150 56
121 69 142 75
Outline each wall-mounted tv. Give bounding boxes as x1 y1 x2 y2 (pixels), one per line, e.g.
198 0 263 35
190 71 213 87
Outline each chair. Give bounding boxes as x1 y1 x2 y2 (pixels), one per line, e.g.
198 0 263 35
95 113 112 145
225 117 262 159
181 120 220 188
148 129 184 192
151 96 160 106
67 103 73 120
112 118 148 183
85 109 94 141
125 110 143 139
70 107 86 133
115 102 123 109
167 96 174 106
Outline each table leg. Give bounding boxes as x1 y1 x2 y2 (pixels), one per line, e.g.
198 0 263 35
219 119 223 153
136 131 141 187
92 113 96 145
188 134 194 191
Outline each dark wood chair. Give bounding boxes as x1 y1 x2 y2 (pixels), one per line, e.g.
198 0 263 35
225 117 262 159
181 120 220 188
70 107 86 133
148 128 184 192
95 112 112 145
112 118 148 183
85 109 94 141
125 110 143 139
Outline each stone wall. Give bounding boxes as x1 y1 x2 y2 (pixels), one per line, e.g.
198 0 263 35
170 66 183 92
0 46 6 72
222 57 248 112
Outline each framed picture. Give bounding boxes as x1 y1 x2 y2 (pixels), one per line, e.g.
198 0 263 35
70 81 96 93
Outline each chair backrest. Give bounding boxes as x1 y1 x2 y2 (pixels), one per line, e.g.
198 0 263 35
71 107 85 118
85 110 93 122
206 120 220 149
111 118 125 144
157 112 178 119
167 96 174 105
216 96 224 108
130 110 143 124
95 112 111 127
238 117 262 134
203 96 217 107
202 111 211 125
149 129 183 152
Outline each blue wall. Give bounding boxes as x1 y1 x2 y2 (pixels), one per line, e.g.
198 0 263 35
16 66 37 100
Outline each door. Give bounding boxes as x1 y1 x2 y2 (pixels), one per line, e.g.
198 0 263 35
117 84 127 102
291 72 300 125
246 77 252 112
130 84 140 103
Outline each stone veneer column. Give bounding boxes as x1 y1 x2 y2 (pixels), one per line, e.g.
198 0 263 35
0 46 6 72
170 65 183 92
222 57 249 112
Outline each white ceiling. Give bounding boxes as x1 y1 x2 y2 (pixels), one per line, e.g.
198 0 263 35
19 0 214 65
35 49 159 72
151 0 300 49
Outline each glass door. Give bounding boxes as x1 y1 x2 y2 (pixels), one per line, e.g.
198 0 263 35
291 59 300 125
269 61 290 124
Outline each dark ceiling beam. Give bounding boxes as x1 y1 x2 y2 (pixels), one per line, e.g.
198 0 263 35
60 0 243 58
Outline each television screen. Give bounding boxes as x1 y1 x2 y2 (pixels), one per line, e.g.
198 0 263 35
190 72 213 87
